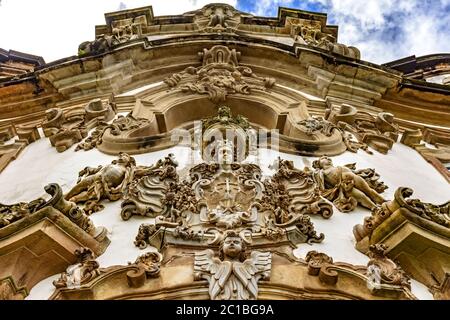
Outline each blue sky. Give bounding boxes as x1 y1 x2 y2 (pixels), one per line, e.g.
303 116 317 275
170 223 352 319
0 0 449 64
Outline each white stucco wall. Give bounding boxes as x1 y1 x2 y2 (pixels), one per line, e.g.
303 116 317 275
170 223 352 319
1 125 448 300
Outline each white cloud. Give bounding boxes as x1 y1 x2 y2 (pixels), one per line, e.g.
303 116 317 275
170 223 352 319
252 0 294 16
304 0 450 63
0 0 236 62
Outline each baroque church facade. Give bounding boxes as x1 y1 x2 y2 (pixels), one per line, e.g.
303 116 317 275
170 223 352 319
0 3 449 300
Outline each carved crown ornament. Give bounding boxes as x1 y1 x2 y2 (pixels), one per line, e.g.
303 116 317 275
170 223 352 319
164 45 276 103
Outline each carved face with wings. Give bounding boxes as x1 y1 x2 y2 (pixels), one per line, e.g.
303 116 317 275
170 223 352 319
194 232 272 300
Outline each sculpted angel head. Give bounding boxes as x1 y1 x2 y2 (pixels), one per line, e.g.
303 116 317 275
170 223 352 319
312 156 333 170
113 152 136 167
219 231 247 262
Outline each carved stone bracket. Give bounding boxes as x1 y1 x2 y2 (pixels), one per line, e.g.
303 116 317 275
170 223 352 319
354 187 450 299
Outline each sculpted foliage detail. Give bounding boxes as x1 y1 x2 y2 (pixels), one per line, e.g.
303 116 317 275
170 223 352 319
164 46 275 103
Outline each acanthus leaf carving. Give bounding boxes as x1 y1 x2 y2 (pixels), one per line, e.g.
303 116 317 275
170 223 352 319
164 46 275 103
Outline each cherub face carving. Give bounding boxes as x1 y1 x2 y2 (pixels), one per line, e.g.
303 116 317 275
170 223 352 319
222 236 243 259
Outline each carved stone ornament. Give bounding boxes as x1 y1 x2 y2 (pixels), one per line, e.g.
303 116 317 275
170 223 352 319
1 183 107 241
41 99 116 152
121 154 179 220
78 15 145 56
288 18 360 59
366 244 411 290
65 152 153 214
164 45 276 103
193 4 241 33
53 248 101 289
76 113 150 152
132 146 327 253
325 104 399 154
354 187 450 242
305 251 338 285
312 156 387 212
194 230 271 300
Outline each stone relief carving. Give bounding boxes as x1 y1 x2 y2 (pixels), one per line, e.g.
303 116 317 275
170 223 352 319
0 183 108 243
312 156 386 212
132 252 163 279
51 250 162 294
132 146 327 252
53 248 101 289
164 46 276 103
264 158 333 220
194 231 271 300
76 113 150 152
354 187 450 243
121 154 179 220
65 153 152 214
305 251 338 285
78 15 146 56
366 244 411 290
325 104 399 154
1 198 46 228
197 4 240 33
288 19 360 59
41 99 115 152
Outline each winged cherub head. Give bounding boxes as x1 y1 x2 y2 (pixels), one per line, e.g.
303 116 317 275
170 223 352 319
219 231 247 262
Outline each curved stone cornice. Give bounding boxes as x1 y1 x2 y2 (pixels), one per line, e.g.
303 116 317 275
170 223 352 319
48 248 414 300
